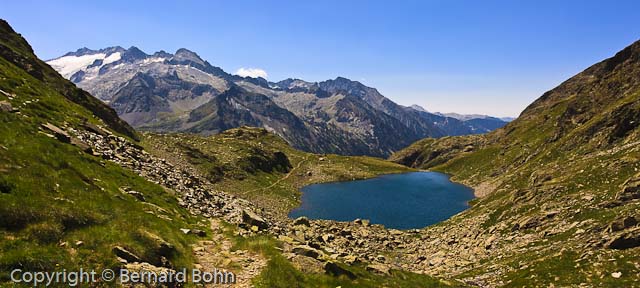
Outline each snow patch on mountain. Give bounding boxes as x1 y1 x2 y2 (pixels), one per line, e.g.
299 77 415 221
48 53 106 78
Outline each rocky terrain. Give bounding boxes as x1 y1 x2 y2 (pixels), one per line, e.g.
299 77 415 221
4 15 640 287
47 46 508 157
0 19 450 287
390 39 640 286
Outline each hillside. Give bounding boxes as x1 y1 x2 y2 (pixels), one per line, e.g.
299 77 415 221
142 127 414 219
47 47 508 157
1 19 454 287
390 39 640 286
0 19 206 281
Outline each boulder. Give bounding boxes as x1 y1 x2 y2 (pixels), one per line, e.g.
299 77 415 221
321 233 334 243
292 245 322 259
180 228 207 237
484 235 497 249
293 216 310 227
617 176 640 202
513 216 540 231
607 227 640 250
366 263 390 275
291 254 324 274
0 100 16 113
242 210 268 230
113 246 141 263
608 216 638 232
343 255 360 265
127 190 146 202
41 123 71 143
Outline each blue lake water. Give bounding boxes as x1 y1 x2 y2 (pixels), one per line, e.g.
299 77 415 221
288 172 475 230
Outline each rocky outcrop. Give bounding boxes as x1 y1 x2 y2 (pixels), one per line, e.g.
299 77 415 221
617 174 640 202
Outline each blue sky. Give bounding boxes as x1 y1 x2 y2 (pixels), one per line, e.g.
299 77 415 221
3 1 640 117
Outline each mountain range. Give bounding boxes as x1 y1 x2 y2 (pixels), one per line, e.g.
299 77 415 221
47 46 508 157
2 17 640 287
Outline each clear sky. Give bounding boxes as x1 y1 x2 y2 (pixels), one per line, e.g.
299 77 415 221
3 0 640 117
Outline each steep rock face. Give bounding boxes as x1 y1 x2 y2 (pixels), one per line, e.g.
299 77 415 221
390 40 640 286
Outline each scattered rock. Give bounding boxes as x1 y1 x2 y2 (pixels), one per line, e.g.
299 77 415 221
582 195 594 201
180 228 207 237
366 263 390 275
612 272 622 279
74 241 84 247
292 245 322 259
0 100 16 113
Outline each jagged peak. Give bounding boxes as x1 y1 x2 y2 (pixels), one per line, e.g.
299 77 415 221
409 104 427 112
61 46 126 58
172 48 206 67
152 50 173 58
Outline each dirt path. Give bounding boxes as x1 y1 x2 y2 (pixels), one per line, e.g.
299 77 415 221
193 219 267 287
246 155 309 194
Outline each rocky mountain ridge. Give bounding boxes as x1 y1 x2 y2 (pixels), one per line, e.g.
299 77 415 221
47 46 508 157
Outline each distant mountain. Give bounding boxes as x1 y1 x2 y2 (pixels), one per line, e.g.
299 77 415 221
409 105 510 133
48 47 504 157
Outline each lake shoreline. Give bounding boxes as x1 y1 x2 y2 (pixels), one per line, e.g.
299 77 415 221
289 171 475 230
420 169 493 198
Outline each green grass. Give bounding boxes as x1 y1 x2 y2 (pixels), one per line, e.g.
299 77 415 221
0 43 207 285
142 129 414 216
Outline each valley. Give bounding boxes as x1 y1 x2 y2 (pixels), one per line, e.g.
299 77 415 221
1 11 639 288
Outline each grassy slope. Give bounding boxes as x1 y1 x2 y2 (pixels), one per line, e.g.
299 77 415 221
390 41 640 286
0 21 206 285
142 127 414 217
143 129 457 287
